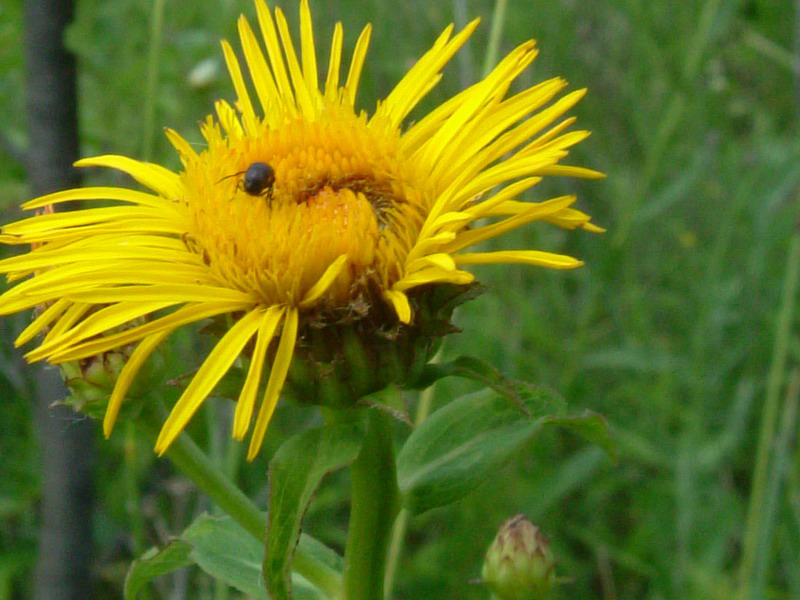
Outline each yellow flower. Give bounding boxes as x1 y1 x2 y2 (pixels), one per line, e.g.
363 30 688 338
0 0 602 460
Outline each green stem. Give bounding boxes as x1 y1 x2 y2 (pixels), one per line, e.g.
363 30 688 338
141 0 165 161
738 225 800 596
384 375 439 598
140 410 266 540
124 421 146 556
344 409 400 600
481 0 508 79
293 541 346 600
139 407 341 598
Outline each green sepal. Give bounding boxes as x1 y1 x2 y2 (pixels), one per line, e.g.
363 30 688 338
266 419 366 599
280 283 484 410
397 382 617 514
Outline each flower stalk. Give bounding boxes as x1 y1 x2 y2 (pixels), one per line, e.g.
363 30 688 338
344 409 400 600
139 403 343 599
140 404 265 538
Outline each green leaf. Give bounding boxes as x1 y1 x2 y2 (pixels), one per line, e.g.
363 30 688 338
124 540 193 600
296 532 345 573
182 514 268 599
409 354 523 396
125 515 346 600
397 382 615 514
266 421 365 599
292 574 329 600
541 410 619 463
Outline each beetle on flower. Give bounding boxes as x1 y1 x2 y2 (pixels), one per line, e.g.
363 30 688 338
0 0 602 460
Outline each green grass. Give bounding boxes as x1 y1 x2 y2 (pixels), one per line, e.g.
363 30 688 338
1 0 799 598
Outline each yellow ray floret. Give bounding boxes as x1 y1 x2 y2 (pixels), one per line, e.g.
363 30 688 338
0 0 603 459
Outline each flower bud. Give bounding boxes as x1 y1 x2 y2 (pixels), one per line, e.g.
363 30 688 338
58 343 165 421
481 515 556 600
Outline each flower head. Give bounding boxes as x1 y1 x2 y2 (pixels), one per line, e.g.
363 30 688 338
0 0 602 459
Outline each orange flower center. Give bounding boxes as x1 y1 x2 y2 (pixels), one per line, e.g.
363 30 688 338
179 106 427 307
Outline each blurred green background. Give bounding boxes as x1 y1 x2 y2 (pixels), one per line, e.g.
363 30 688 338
1 0 799 598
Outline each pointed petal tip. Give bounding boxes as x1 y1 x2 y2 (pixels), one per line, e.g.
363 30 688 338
154 433 172 457
384 289 412 324
583 222 606 233
465 17 481 32
246 442 261 462
102 418 115 439
584 168 606 179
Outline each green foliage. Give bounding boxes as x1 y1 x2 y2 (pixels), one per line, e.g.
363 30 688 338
178 514 267 599
126 513 340 600
125 538 193 600
266 421 364 599
397 381 614 514
124 514 331 599
1 0 798 598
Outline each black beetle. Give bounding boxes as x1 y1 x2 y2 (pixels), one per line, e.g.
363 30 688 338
218 161 276 200
241 161 275 197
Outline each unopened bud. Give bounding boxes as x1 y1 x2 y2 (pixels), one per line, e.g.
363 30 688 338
481 515 556 600
59 344 165 420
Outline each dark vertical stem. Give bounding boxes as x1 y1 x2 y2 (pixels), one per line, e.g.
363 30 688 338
23 0 81 194
32 399 94 600
22 1 94 599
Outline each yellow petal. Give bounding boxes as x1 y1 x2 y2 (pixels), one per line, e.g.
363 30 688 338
104 329 170 438
233 305 284 439
163 128 198 164
404 231 457 265
37 301 249 363
215 99 244 139
3 206 170 236
255 0 295 110
380 20 479 127
299 0 318 104
344 24 372 108
27 301 177 360
275 6 316 118
41 302 94 346
155 308 265 455
65 283 252 305
221 39 257 131
393 267 474 291
455 250 584 269
537 165 606 179
444 196 577 253
22 187 176 211
75 155 182 199
238 16 284 118
324 23 344 99
384 289 412 323
299 255 348 308
247 307 298 460
407 252 456 273
15 298 71 346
